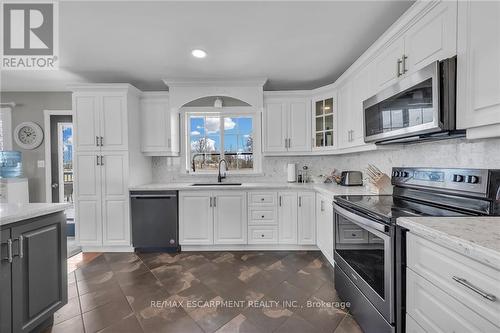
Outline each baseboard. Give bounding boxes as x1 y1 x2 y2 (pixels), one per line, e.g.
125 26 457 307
81 246 134 252
181 244 319 251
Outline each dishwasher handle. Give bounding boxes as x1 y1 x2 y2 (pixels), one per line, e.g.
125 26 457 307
130 194 177 199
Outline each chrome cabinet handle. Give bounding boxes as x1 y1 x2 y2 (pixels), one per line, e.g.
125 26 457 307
299 196 302 207
402 55 408 74
321 200 325 212
397 58 402 77
96 155 100 166
452 276 497 302
288 138 291 148
18 236 23 259
2 239 13 263
213 196 216 207
100 136 104 146
96 136 99 147
279 196 282 207
100 155 104 166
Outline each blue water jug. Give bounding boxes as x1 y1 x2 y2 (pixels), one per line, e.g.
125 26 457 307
0 151 23 178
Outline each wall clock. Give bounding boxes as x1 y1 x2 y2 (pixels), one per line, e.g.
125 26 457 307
14 122 44 150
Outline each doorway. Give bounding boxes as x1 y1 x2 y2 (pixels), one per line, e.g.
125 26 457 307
44 110 80 257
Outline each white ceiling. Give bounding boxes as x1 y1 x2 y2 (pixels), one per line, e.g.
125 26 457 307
1 1 414 92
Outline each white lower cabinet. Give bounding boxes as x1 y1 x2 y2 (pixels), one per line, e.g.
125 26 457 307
316 193 334 263
75 151 130 247
248 226 278 244
179 191 213 245
297 192 315 245
406 233 500 332
278 192 298 244
214 191 247 244
179 191 247 245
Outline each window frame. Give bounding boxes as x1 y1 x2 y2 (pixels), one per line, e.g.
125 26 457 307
182 106 262 175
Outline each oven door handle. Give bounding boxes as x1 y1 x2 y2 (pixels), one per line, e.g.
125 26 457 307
334 203 389 234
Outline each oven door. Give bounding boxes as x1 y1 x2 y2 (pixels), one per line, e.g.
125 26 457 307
333 203 394 323
363 60 440 143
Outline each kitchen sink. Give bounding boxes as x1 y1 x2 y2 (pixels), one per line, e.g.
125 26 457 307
191 183 242 186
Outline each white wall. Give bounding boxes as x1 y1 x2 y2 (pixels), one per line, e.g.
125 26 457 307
152 137 500 183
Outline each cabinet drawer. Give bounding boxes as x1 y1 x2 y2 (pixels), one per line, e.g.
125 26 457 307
249 208 276 224
249 192 276 206
407 269 498 332
248 226 278 244
407 233 500 327
338 225 368 243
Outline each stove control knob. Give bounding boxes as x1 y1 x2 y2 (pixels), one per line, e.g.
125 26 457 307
466 175 479 184
394 171 400 177
402 171 409 178
453 174 464 182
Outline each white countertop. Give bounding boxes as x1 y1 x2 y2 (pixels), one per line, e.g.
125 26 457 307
397 216 500 270
0 203 72 226
129 182 375 199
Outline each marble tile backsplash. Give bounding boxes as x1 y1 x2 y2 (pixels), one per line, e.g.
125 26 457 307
152 137 500 183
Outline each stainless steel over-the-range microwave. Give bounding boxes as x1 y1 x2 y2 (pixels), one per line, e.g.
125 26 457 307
363 56 464 144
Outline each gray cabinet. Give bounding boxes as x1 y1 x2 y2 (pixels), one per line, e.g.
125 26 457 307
0 212 67 333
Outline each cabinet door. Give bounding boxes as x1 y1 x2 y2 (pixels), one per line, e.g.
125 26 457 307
288 101 311 152
140 97 175 155
101 152 130 246
457 1 500 130
338 82 352 149
375 37 405 89
297 192 315 245
179 192 213 245
0 228 12 333
11 213 67 333
349 64 374 147
263 102 288 152
278 192 298 244
405 1 457 74
74 95 100 151
100 95 128 151
213 191 247 244
74 152 102 246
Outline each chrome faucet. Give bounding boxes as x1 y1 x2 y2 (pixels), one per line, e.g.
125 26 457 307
218 158 228 183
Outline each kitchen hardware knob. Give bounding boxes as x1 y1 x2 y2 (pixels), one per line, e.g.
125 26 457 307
261 215 265 218
261 234 265 238
453 174 464 182
467 175 479 184
261 198 264 201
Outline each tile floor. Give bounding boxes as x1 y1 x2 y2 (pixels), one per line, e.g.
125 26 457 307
45 251 363 333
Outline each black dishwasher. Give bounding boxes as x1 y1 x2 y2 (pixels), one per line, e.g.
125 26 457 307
130 191 179 252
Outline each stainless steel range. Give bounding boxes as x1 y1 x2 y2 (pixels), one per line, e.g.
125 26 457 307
333 167 500 333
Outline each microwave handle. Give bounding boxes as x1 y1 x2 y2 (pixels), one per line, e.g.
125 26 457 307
334 203 388 234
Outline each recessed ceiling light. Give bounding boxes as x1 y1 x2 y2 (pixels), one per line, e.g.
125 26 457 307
191 49 207 58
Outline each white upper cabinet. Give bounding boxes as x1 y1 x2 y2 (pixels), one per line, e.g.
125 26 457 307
312 94 337 151
263 94 311 154
100 95 128 151
73 93 128 152
375 37 406 89
74 95 100 152
375 1 457 90
457 1 500 138
288 101 311 152
140 93 180 156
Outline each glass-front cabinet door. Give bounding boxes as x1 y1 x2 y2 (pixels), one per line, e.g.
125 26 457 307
313 95 336 150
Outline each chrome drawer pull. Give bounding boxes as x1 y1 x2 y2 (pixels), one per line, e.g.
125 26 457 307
2 239 13 263
452 276 497 302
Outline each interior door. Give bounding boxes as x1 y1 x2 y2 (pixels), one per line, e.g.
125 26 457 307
213 191 247 244
298 192 315 245
100 95 128 151
100 152 129 246
74 152 102 246
74 95 100 151
278 192 298 244
179 192 213 245
11 214 67 333
288 101 311 152
263 102 287 152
